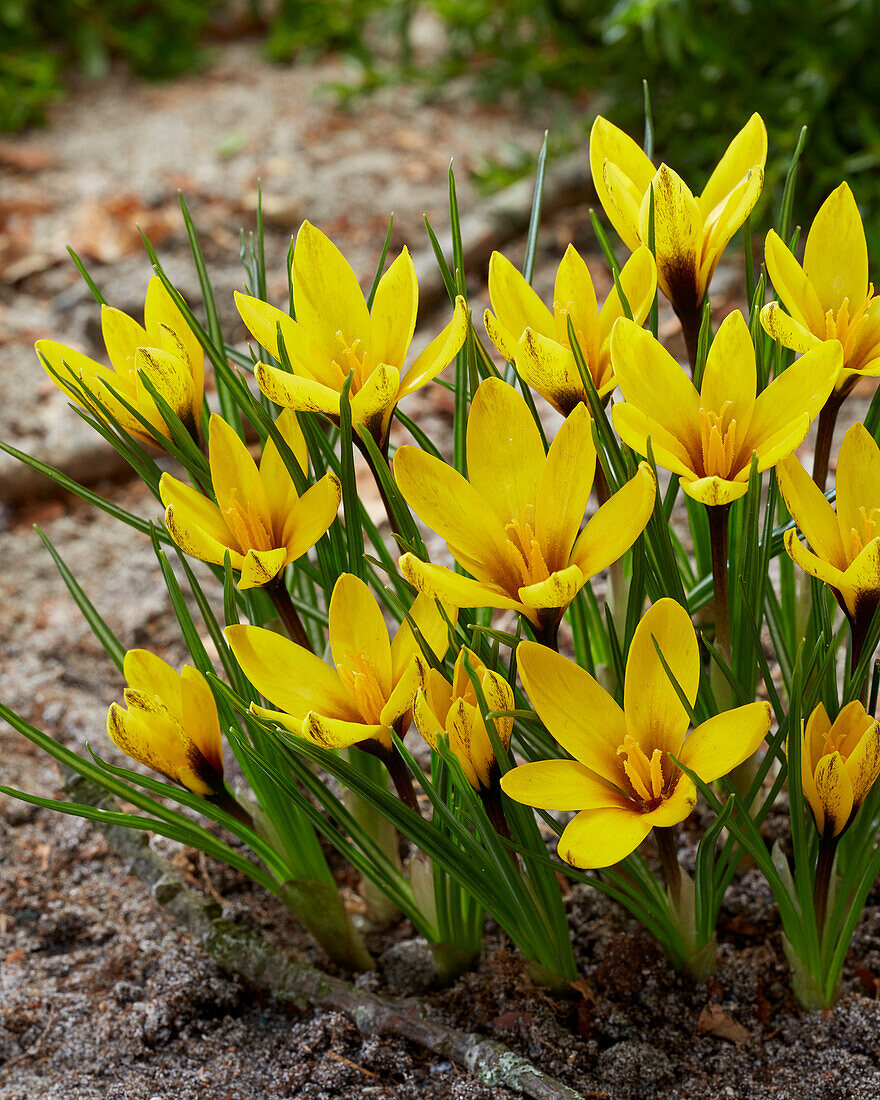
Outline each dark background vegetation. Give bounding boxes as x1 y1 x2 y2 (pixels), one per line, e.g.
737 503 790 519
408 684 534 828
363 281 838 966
4 0 880 248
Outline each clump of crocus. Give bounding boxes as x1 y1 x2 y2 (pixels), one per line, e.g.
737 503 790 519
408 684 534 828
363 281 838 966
395 376 655 646
108 649 225 800
590 113 766 366
777 421 880 668
501 598 771 869
611 310 841 507
226 573 452 808
762 182 880 488
160 410 340 644
236 220 468 446
484 244 656 415
37 275 205 443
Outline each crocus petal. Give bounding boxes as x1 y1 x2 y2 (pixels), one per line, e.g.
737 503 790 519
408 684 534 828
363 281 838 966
517 564 585 611
698 167 764 298
500 760 621 812
238 547 288 589
466 377 545 529
329 573 393 702
123 649 181 708
610 318 701 455
398 295 469 398
292 220 370 355
679 702 772 783
641 774 698 828
393 445 511 572
835 422 880 555
571 463 656 579
554 244 600 364
839 540 880 622
598 245 658 349
226 624 360 721
144 276 204 416
623 598 698 756
133 346 196 427
179 665 223 773
844 720 880 806
250 702 303 737
260 408 309 529
763 230 825 333
760 302 822 354
349 362 400 439
234 291 324 374
281 472 341 562
389 593 453 682
698 113 767 222
381 657 424 729
208 413 273 539
699 310 755 434
535 402 596 570
640 165 701 308
558 804 653 869
681 474 750 507
159 472 232 548
611 403 698 479
776 455 846 569
590 115 655 254
515 329 587 415
741 340 841 455
814 751 854 837
255 363 342 418
804 182 869 316
487 250 555 343
398 554 524 614
516 640 628 785
369 247 418 370
164 502 243 571
101 305 147 373
484 308 518 362
783 528 847 594
36 340 105 407
303 712 391 751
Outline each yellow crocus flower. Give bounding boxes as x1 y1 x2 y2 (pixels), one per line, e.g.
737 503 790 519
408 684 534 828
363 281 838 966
160 409 341 590
36 275 205 444
412 648 513 791
590 113 766 358
235 221 468 445
394 377 656 638
798 701 880 838
762 183 880 391
501 599 771 869
777 421 880 631
226 573 452 752
483 243 656 415
107 649 223 797
611 311 841 506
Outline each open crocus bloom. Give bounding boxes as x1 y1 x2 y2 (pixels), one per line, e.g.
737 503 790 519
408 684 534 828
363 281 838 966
590 113 766 317
236 221 468 445
413 648 513 790
107 650 223 797
777 421 880 626
395 377 655 634
160 410 341 590
36 275 205 444
226 573 453 752
762 183 880 391
483 244 656 415
611 311 841 506
799 701 880 838
501 599 771 868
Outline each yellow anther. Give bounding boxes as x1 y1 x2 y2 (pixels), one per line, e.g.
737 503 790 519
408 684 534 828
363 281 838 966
337 652 386 724
332 334 370 392
849 505 880 560
699 404 738 479
504 518 551 586
617 735 669 805
222 489 274 553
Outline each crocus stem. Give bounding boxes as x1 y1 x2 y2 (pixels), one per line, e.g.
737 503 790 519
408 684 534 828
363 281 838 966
813 832 839 943
532 614 560 652
655 826 682 908
812 390 846 492
354 432 403 540
850 613 874 702
675 296 705 376
266 577 313 652
361 742 422 816
707 503 732 671
209 786 256 832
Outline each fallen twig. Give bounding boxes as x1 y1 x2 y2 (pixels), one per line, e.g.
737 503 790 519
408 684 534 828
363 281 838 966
65 774 585 1100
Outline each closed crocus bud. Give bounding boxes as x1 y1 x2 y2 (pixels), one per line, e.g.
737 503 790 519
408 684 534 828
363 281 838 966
799 701 880 838
36 275 205 445
412 648 513 791
107 650 224 797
